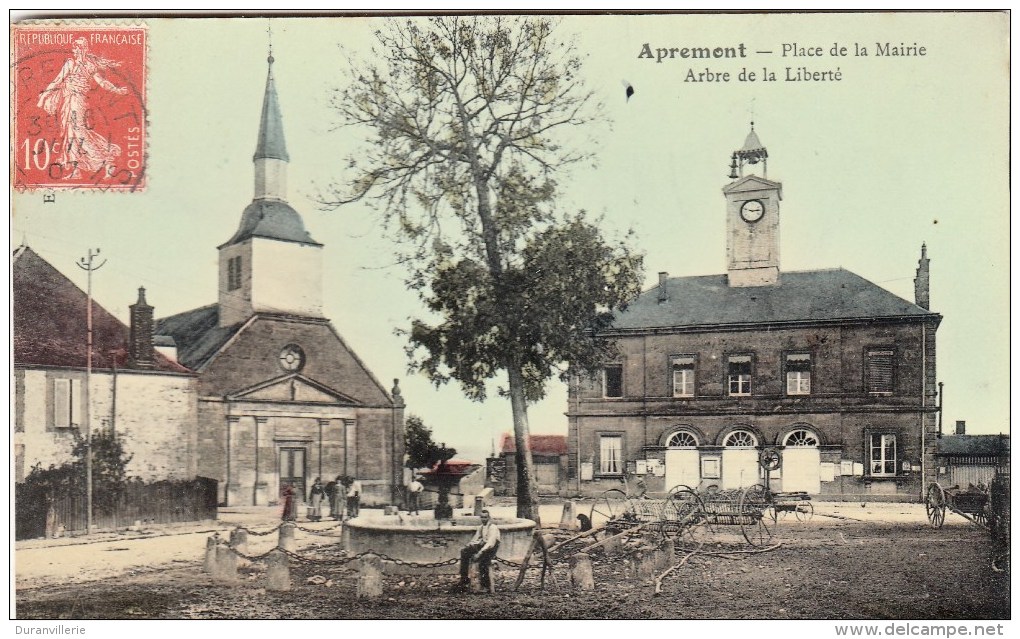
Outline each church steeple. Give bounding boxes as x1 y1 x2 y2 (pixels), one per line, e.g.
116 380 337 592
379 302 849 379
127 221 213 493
253 53 289 201
217 47 324 327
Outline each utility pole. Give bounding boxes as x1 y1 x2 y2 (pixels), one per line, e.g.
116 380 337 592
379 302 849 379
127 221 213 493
77 248 106 535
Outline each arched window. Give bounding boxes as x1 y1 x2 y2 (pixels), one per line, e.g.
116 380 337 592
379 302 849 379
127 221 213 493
783 429 819 447
723 430 758 447
666 430 699 448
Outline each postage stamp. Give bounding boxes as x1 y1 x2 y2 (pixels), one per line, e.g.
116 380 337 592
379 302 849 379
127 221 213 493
11 24 147 191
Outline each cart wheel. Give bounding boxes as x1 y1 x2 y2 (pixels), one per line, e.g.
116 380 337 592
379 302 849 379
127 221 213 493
662 487 706 548
925 483 947 529
758 448 782 471
795 501 815 522
972 511 987 527
590 489 631 527
739 485 775 546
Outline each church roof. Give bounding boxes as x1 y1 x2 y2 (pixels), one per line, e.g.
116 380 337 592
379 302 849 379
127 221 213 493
12 246 191 373
610 268 940 332
741 128 765 153
154 304 240 371
253 59 289 162
220 199 321 247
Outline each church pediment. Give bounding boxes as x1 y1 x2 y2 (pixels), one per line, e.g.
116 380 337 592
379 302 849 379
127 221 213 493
723 174 782 197
228 373 361 405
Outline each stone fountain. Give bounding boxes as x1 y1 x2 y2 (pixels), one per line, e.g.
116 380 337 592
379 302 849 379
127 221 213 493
343 444 535 573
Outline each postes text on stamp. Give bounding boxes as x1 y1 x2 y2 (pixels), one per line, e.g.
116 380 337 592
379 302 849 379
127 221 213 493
11 24 147 192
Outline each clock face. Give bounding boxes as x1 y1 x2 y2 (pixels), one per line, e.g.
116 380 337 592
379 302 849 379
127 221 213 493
278 344 305 372
740 199 765 223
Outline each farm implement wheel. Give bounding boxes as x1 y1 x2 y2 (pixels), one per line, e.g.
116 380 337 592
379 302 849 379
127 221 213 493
739 485 775 546
662 486 707 547
795 501 815 522
926 483 947 529
590 489 632 528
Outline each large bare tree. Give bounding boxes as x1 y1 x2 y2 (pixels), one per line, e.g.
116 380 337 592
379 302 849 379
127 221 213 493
325 16 643 523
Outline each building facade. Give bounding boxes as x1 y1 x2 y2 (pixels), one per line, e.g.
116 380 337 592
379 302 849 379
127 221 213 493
156 54 405 507
13 246 198 483
567 128 942 501
488 434 568 496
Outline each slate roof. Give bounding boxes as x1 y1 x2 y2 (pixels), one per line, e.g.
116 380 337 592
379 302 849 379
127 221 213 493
219 200 320 247
253 60 289 162
500 433 568 455
154 304 241 371
610 268 939 332
12 246 190 373
936 435 1010 457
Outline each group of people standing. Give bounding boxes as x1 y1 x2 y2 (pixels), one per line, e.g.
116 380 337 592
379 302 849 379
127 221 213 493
280 475 361 522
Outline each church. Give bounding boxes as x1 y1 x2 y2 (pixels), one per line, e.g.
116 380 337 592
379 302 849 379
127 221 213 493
156 54 405 507
567 127 941 501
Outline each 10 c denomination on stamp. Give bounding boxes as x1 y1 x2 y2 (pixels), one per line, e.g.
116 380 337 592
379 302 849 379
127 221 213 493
11 24 147 192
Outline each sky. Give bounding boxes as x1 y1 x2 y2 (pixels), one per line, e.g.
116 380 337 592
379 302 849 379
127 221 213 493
10 12 1010 465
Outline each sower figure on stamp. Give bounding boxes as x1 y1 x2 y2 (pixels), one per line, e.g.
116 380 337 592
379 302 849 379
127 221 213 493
37 37 127 178
454 509 501 592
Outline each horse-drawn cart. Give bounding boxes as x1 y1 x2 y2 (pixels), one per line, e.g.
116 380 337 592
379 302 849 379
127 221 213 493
925 481 989 528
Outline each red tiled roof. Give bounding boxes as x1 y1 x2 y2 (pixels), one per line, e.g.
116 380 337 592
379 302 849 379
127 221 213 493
500 433 567 455
12 246 191 374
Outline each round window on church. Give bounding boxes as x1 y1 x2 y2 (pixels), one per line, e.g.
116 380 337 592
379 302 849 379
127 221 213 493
279 344 305 372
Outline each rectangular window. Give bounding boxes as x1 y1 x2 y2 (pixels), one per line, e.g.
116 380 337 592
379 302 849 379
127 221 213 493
603 365 623 398
869 433 898 476
866 349 894 394
599 435 623 475
227 256 242 291
671 355 696 397
727 355 752 396
786 353 811 395
53 378 81 428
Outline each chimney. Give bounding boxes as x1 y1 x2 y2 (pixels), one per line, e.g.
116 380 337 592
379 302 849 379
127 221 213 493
657 271 669 303
955 420 966 435
129 287 155 369
914 243 930 310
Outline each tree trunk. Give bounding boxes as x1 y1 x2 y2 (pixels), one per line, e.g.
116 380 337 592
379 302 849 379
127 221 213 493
507 363 540 526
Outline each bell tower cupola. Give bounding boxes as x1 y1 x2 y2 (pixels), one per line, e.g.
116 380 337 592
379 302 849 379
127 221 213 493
722 123 783 287
217 49 324 327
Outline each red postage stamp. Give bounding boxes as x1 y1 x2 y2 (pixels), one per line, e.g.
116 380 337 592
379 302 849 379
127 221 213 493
11 24 147 191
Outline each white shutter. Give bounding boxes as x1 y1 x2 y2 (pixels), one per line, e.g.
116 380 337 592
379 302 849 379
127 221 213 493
70 378 82 427
53 379 70 428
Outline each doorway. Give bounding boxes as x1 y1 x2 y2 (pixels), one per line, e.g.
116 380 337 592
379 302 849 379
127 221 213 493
280 447 307 499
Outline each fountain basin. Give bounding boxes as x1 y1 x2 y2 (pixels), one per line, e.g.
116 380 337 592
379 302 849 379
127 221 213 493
343 515 536 574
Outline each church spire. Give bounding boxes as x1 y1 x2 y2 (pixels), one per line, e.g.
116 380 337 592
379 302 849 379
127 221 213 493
252 44 289 201
254 53 289 163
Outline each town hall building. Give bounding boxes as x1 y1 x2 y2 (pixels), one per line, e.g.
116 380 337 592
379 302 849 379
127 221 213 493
567 127 941 501
156 54 405 507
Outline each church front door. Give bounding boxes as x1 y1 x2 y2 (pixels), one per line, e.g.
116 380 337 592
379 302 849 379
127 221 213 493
280 447 307 500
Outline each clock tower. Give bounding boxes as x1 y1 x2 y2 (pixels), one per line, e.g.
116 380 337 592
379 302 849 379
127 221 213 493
723 124 782 287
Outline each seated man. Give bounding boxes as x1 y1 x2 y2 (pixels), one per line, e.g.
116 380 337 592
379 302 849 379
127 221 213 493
454 509 501 592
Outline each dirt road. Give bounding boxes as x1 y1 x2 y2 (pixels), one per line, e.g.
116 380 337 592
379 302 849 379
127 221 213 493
14 501 1009 620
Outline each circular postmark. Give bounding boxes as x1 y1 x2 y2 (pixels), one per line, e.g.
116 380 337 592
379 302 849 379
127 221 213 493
11 26 148 192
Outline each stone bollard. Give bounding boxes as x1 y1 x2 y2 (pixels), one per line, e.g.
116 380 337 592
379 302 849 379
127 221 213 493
230 528 249 567
636 547 657 581
203 534 218 574
473 496 484 516
357 553 384 599
655 541 674 572
559 501 578 529
278 522 296 552
265 549 291 591
600 536 622 556
569 552 595 590
215 544 238 583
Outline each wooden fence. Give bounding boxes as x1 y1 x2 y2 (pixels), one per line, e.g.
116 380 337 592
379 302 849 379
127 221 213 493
15 476 219 540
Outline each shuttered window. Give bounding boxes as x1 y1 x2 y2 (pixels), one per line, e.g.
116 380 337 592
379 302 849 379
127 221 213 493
728 355 752 396
786 353 811 395
227 256 242 291
866 349 894 394
52 378 81 428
